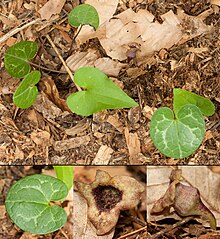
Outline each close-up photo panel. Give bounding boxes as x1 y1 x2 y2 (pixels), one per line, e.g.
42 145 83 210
0 0 219 238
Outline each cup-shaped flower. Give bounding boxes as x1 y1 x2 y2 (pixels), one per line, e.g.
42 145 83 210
151 169 216 230
75 170 145 235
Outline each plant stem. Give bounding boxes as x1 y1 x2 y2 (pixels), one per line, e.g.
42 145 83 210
45 34 81 91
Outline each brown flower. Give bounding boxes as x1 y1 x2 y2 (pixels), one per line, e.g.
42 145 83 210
151 169 216 230
75 170 145 235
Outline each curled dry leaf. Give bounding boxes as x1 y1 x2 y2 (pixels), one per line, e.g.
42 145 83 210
151 169 216 230
40 77 70 112
75 170 145 235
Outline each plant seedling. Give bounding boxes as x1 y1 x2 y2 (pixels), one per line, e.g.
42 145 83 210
150 88 215 159
68 4 99 30
4 41 38 78
66 67 138 116
13 70 41 108
5 166 73 235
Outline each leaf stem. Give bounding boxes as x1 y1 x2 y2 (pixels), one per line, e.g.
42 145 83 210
45 34 82 91
30 61 67 74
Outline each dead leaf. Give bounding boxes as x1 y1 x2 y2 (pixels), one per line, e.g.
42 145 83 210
40 77 70 112
94 58 126 77
86 0 119 25
66 52 125 77
76 7 212 61
38 0 66 20
66 51 99 72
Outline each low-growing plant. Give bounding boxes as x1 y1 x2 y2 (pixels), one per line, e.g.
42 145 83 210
66 67 138 116
3 4 137 116
4 41 40 108
150 88 215 159
68 3 99 30
5 166 73 235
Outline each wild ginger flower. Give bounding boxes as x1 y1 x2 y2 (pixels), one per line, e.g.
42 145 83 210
75 170 145 235
151 169 216 230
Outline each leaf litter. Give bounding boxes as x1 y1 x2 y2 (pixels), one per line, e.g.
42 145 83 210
0 0 219 164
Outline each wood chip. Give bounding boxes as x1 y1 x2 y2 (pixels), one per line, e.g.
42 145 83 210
124 127 141 164
92 145 114 165
54 135 90 151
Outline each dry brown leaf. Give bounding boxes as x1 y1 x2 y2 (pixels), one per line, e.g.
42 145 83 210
66 52 125 77
40 77 70 112
86 0 118 25
66 51 98 71
38 0 66 20
76 8 212 61
92 145 114 165
94 58 126 77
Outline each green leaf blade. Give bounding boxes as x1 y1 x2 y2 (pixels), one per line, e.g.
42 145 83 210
173 88 215 116
5 174 68 234
4 41 38 78
68 4 99 30
54 166 74 191
13 70 41 109
67 67 138 116
150 105 205 159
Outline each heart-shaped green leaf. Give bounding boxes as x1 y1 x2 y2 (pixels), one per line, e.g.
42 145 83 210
68 4 99 30
13 70 41 109
150 104 205 159
54 166 74 191
4 41 38 78
66 67 138 116
173 88 215 116
5 174 68 234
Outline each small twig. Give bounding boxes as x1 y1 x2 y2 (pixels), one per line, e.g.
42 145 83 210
45 34 81 91
66 25 83 58
117 226 147 239
30 61 67 74
72 24 82 42
148 216 194 239
130 215 147 227
0 19 42 44
59 228 69 239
